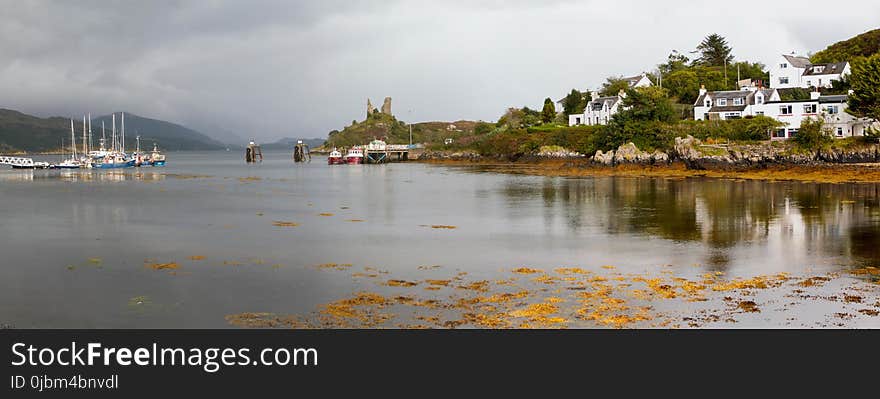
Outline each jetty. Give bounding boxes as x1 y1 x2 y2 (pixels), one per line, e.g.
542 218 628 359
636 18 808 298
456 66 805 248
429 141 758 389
0 156 35 168
363 140 410 164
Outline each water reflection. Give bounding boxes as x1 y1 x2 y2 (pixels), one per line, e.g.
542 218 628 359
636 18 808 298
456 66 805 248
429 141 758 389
501 176 880 268
0 169 166 182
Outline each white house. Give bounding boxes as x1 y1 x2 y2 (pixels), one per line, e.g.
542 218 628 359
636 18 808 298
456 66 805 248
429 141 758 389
693 85 873 139
769 54 850 89
567 73 653 126
761 92 872 139
693 85 778 121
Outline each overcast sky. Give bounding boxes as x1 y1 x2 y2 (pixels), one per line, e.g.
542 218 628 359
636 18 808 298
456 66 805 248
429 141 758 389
1 0 877 142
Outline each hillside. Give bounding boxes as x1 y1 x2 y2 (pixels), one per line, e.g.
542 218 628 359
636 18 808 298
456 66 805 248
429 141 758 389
0 109 226 153
325 112 478 148
811 28 880 63
90 113 225 151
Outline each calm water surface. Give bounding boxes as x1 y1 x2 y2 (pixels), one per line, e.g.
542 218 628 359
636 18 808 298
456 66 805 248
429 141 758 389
1 151 879 327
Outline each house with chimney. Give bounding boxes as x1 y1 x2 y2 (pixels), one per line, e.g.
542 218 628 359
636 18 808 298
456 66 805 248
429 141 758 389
769 54 850 89
693 83 873 139
566 73 652 126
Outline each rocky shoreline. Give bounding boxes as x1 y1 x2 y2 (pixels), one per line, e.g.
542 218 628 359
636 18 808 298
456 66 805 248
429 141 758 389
419 135 880 168
416 136 880 183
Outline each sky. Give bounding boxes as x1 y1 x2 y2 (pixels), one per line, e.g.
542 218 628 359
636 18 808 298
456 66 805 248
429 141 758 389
1 0 877 142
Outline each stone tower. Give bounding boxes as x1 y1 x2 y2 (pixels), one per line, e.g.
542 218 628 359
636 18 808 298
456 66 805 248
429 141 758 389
366 99 374 117
381 97 392 115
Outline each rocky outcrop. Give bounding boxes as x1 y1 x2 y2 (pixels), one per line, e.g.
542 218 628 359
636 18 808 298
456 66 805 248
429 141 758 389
536 145 584 158
381 97 392 115
366 99 375 116
417 151 483 161
591 143 670 166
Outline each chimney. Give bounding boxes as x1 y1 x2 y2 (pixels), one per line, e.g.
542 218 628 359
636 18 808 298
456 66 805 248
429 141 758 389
618 89 626 98
591 91 599 101
810 90 821 100
699 84 707 96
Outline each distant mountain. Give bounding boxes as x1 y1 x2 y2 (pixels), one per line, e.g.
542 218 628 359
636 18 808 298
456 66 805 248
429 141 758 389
812 28 880 63
90 113 225 151
261 137 326 150
191 122 247 148
0 109 226 153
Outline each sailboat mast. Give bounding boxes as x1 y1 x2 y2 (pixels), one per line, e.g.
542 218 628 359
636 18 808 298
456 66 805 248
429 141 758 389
112 114 117 152
87 113 92 153
102 121 106 151
82 116 87 157
121 112 125 153
70 119 76 159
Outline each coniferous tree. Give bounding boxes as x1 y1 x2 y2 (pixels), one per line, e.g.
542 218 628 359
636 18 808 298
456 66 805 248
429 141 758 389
695 34 734 67
541 98 556 123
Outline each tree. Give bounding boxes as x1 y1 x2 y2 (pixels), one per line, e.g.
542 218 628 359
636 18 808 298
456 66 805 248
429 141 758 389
847 54 880 121
659 50 690 75
562 89 586 116
541 98 556 123
599 77 631 97
663 69 700 104
614 86 677 123
695 33 733 67
793 118 832 149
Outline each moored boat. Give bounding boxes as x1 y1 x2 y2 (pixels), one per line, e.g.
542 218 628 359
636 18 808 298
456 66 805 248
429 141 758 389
328 149 345 165
344 147 364 164
148 143 166 166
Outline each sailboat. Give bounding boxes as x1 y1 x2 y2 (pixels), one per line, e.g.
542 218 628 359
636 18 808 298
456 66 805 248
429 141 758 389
95 112 135 169
56 119 82 169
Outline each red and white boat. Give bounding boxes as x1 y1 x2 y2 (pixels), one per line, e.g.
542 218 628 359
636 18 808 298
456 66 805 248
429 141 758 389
344 147 364 165
327 149 345 165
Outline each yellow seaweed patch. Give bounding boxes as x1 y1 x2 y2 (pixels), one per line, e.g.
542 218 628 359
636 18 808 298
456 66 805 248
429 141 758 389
272 221 300 227
238 176 261 182
88 258 102 265
512 267 542 274
318 263 352 271
737 301 760 313
318 213 334 216
421 224 457 229
346 219 365 222
189 256 206 261
385 279 419 287
425 279 451 286
148 262 179 270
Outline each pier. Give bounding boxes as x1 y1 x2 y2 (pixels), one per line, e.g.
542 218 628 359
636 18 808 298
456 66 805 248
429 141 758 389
363 141 411 164
0 156 34 168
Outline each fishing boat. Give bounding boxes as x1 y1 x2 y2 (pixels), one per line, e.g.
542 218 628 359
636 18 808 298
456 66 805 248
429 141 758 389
344 147 364 164
328 149 345 165
148 143 166 166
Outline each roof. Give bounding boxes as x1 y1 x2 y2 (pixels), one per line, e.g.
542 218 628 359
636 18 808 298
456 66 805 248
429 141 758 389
708 105 748 113
695 89 775 107
802 62 848 76
622 74 648 87
783 54 811 68
588 96 620 111
818 95 847 103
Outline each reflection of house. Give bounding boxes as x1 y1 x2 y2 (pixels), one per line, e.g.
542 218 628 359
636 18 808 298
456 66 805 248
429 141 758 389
693 85 874 139
567 73 652 126
769 54 850 89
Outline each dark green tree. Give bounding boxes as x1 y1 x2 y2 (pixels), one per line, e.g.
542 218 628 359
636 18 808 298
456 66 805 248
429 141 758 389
541 98 556 123
659 50 690 75
695 33 734 67
599 77 631 97
793 118 832 149
614 86 677 123
562 89 586 116
847 54 880 121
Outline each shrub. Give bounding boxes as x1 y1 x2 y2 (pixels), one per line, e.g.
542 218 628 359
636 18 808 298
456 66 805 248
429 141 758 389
792 118 832 149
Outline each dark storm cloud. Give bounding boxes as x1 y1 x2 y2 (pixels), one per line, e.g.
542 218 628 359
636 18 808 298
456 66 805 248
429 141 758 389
1 0 877 141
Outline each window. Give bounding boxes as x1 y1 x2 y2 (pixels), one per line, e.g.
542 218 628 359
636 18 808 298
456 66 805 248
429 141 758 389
756 95 764 104
803 104 817 114
705 99 711 107
779 77 790 84
773 129 786 138
780 63 788 68
806 80 812 86
826 105 839 114
574 117 581 125
818 79 822 86
813 66 825 73
836 127 843 137
733 98 744 106
788 128 798 138
755 111 764 116
717 98 728 106
724 112 741 119
780 105 793 115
